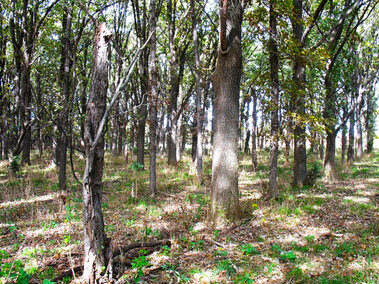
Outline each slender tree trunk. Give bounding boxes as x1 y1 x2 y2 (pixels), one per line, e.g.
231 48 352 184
82 23 112 283
149 0 158 196
291 0 307 188
192 0 203 183
136 87 147 167
324 76 337 180
319 136 324 161
251 89 258 171
341 122 347 165
356 113 363 159
268 0 279 199
341 94 348 165
347 112 355 162
366 92 374 153
58 1 72 192
210 0 244 226
244 130 250 154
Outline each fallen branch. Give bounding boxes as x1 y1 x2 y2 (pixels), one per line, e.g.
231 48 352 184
52 239 171 282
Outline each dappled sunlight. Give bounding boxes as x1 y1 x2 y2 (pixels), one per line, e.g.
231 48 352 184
344 196 371 204
1 150 377 282
0 193 59 208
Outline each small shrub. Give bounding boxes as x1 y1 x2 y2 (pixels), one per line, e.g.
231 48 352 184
9 155 21 175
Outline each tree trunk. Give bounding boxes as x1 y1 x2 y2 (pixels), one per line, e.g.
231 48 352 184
82 22 112 283
192 0 203 183
136 88 147 167
291 0 307 188
210 0 244 226
324 131 336 180
324 76 337 180
244 130 250 154
365 92 374 153
341 122 347 165
251 89 258 171
268 0 279 199
347 113 355 162
149 0 158 196
356 113 363 159
58 1 72 192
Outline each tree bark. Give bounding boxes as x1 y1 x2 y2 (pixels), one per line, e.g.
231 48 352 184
191 0 203 183
149 0 158 196
268 0 280 199
251 88 258 171
210 0 244 226
58 1 72 192
291 0 307 188
356 112 363 159
347 111 355 162
82 22 112 283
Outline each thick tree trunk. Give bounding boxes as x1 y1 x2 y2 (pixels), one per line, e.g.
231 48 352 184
210 0 244 226
82 23 112 283
192 0 203 183
291 0 307 188
268 0 279 199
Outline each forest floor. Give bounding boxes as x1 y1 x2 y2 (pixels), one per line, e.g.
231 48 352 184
0 149 378 283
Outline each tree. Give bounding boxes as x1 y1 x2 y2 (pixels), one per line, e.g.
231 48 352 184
149 0 159 196
268 0 280 199
191 0 203 183
82 22 112 282
210 0 245 226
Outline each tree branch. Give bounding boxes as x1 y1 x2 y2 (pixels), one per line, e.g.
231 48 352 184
91 30 155 151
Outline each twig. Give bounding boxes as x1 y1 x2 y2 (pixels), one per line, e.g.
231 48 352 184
6 238 27 282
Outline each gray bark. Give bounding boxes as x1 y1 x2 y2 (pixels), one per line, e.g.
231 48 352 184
210 0 244 225
82 22 112 283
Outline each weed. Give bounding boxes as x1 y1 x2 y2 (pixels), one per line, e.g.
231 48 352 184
291 241 310 253
190 240 204 251
161 245 171 256
279 251 297 262
234 273 253 283
334 242 356 257
241 244 260 256
132 250 151 282
216 259 237 277
286 267 304 281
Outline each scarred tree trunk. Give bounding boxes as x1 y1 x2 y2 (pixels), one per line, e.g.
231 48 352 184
268 0 279 199
82 23 112 283
210 0 244 226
